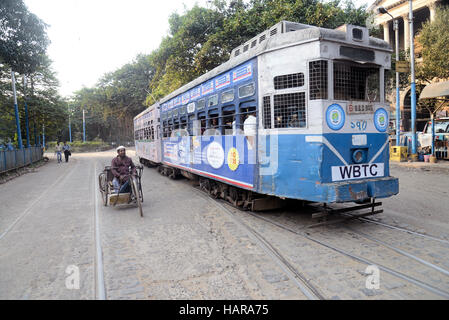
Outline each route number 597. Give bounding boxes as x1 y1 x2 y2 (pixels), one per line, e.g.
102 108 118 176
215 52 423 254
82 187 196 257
351 120 367 131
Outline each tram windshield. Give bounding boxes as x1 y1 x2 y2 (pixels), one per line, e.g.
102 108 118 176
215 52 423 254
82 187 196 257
333 61 380 102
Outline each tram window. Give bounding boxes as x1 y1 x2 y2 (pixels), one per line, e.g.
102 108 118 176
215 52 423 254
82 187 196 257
309 60 328 100
197 113 206 135
238 83 255 99
180 116 187 130
221 90 235 104
222 109 235 135
237 107 256 137
162 121 167 137
334 62 380 102
235 49 240 57
263 96 272 129
274 73 304 90
259 34 266 43
180 106 186 115
243 44 249 52
207 95 218 107
173 109 179 117
208 110 219 129
251 40 257 48
197 99 205 110
168 120 173 137
273 93 306 128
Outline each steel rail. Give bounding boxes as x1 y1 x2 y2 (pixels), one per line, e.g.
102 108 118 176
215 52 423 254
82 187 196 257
346 227 449 277
245 211 449 299
194 190 324 300
0 160 79 241
346 215 449 246
93 164 106 300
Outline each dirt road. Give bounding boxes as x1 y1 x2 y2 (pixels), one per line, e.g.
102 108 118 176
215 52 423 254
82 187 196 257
0 150 448 299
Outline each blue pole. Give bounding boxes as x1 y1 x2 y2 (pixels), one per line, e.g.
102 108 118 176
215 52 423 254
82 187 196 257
409 0 418 158
431 114 435 156
23 77 30 148
11 71 23 149
68 102 72 143
394 20 401 146
34 120 37 146
83 109 86 142
42 123 45 151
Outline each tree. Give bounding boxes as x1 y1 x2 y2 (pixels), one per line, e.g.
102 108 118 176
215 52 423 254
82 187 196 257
416 6 449 82
0 0 49 74
70 0 371 143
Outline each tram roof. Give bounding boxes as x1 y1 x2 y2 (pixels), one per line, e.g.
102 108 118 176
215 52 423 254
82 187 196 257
157 20 391 106
134 101 159 121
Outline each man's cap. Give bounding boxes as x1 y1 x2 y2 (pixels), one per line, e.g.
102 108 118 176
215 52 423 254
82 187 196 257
116 146 126 151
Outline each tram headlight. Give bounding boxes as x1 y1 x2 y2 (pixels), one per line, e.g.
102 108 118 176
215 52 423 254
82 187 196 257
352 149 365 164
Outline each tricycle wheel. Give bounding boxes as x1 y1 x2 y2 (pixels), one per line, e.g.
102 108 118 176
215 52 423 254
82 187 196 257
131 177 143 217
98 173 108 206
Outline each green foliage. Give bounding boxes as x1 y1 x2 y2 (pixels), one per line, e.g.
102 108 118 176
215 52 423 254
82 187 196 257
416 6 449 82
47 140 110 153
72 0 369 142
0 0 49 74
0 1 66 147
0 56 67 146
147 0 370 100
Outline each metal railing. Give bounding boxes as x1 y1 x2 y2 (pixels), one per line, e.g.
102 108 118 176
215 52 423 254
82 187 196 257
0 146 44 174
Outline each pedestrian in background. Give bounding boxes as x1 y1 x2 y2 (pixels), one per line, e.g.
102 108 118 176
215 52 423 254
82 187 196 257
62 141 71 163
6 140 14 151
55 142 62 163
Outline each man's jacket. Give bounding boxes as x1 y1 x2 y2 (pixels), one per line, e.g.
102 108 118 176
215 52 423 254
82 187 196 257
111 155 136 183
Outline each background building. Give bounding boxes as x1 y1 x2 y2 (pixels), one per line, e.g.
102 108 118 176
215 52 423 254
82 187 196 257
369 0 449 131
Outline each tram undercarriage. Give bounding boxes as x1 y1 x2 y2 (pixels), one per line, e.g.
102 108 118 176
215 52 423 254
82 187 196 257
154 163 383 227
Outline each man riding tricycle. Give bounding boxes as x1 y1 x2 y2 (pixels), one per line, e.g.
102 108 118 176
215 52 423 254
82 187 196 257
98 146 144 216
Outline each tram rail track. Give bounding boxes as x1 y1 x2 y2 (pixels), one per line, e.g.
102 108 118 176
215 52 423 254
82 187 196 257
342 214 449 246
345 227 449 277
0 160 80 241
193 188 325 300
93 163 106 300
241 210 449 299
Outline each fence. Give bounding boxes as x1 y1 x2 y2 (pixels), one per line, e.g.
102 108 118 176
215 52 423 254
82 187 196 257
0 146 44 174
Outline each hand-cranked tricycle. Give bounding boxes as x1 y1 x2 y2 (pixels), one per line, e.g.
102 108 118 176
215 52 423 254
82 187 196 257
98 164 144 217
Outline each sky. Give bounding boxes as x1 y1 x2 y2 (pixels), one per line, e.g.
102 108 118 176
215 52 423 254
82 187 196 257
24 0 373 98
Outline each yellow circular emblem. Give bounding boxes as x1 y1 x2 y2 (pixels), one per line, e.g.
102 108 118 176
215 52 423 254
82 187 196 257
227 148 239 171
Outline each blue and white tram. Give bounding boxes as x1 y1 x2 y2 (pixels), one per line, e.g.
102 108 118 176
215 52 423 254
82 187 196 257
134 21 399 205
134 103 161 166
